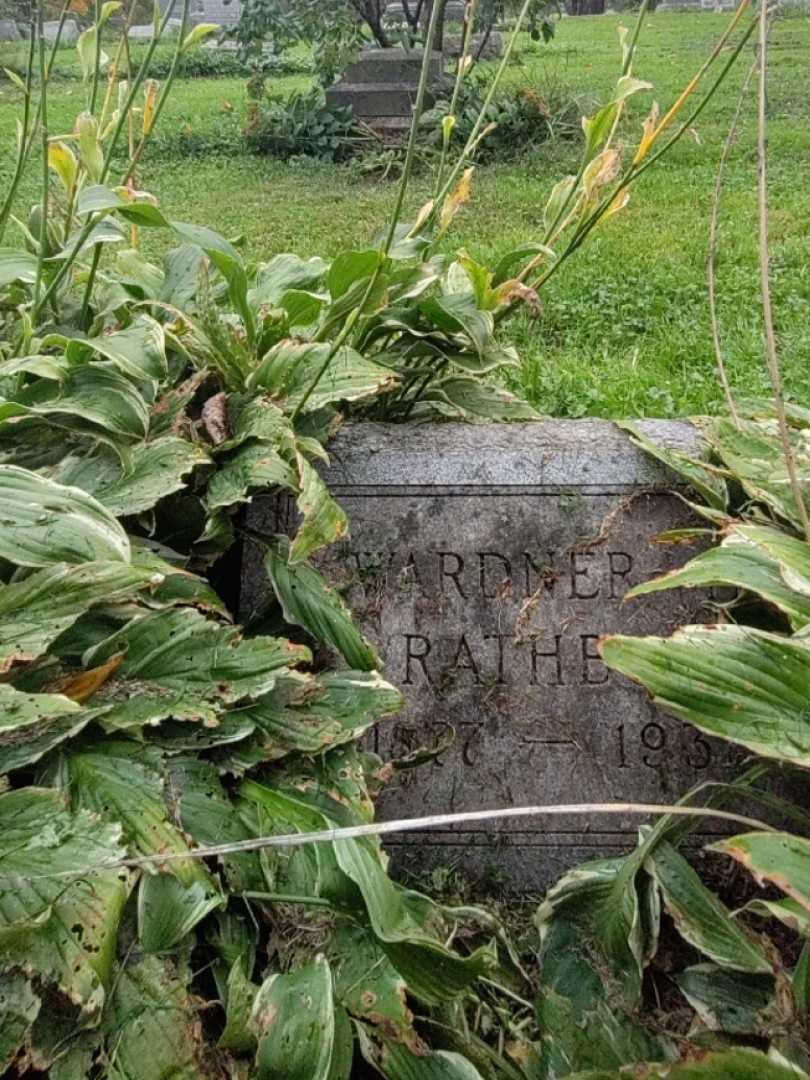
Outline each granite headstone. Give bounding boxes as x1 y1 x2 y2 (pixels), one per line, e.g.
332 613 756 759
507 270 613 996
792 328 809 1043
243 421 739 890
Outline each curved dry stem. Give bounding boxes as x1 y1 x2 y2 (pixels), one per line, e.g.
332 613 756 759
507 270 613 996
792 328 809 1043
757 3 810 541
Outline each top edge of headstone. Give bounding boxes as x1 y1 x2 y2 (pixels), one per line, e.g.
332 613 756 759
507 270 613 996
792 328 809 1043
358 47 443 61
320 419 702 489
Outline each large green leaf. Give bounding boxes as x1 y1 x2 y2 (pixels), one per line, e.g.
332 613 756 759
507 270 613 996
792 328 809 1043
248 341 397 414
55 437 211 517
62 744 223 952
704 417 810 530
238 670 402 761
568 1048 805 1079
265 542 379 671
289 455 348 563
103 954 210 1080
0 974 41 1073
61 315 168 382
626 532 810 631
420 292 494 357
12 364 150 440
601 625 810 765
0 560 153 673
206 441 296 512
535 855 649 1004
251 956 335 1080
0 466 131 566
87 607 310 724
617 420 728 511
0 787 129 1018
328 924 417 1045
357 1028 486 1080
0 247 38 287
77 184 169 228
674 964 776 1035
251 253 327 307
0 684 100 775
165 756 264 892
645 840 771 973
430 376 540 421
710 832 810 913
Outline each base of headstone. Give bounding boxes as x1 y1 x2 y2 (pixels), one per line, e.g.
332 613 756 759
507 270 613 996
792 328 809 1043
242 420 750 892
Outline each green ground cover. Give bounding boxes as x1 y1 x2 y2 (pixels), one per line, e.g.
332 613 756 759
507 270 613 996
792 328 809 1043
1 12 808 417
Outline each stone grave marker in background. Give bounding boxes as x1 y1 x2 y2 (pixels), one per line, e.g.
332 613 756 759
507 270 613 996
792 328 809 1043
243 421 739 891
326 48 443 144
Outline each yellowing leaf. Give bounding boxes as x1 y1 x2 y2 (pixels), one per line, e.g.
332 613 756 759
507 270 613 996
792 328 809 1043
583 147 621 198
633 99 661 164
76 111 103 182
599 187 631 224
50 653 124 703
181 23 219 51
142 79 159 136
440 167 474 232
48 140 78 194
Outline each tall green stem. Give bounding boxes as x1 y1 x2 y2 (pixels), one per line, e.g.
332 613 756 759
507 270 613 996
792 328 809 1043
433 0 478 201
89 0 104 113
291 4 448 423
33 1 50 313
34 0 180 323
496 10 758 325
419 0 534 240
0 14 37 245
383 0 445 253
121 0 191 185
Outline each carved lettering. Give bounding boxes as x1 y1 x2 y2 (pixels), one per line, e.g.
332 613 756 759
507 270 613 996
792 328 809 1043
581 634 608 684
570 551 600 599
484 633 509 684
530 634 564 686
478 552 512 600
608 551 633 599
438 551 466 598
451 634 482 684
524 551 556 598
404 634 431 686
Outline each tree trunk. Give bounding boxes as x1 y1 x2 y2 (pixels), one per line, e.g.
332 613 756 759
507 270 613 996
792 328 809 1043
353 0 392 47
420 0 448 51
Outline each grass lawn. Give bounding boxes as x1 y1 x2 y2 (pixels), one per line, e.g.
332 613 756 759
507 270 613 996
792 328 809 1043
1 12 808 418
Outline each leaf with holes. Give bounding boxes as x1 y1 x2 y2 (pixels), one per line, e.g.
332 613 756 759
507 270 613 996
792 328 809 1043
102 954 211 1080
290 455 347 563
601 626 810 765
55 438 211 517
0 467 130 566
62 744 223 953
0 787 129 1019
0 560 155 674
251 956 335 1080
645 840 771 973
265 541 379 671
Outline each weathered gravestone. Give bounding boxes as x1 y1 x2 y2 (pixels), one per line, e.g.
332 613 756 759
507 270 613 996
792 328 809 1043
44 19 79 44
243 421 740 890
326 48 443 144
0 20 21 42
